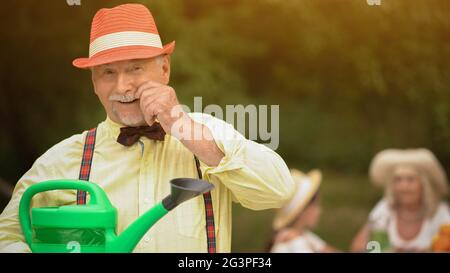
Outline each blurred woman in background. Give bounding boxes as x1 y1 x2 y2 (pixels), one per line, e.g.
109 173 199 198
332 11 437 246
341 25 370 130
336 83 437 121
268 169 339 253
351 149 450 252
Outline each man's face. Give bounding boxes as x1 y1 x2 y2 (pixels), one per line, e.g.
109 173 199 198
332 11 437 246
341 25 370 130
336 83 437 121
91 55 171 126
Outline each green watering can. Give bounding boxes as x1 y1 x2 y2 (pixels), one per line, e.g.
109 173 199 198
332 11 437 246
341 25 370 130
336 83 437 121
19 178 213 253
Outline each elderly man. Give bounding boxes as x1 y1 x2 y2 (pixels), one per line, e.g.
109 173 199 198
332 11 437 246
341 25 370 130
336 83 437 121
0 3 293 253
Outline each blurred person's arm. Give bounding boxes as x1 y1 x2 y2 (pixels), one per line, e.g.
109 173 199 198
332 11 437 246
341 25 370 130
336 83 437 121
190 113 295 210
350 223 370 252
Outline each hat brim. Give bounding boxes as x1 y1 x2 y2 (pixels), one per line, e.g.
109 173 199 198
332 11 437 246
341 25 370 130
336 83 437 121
369 148 448 195
72 41 175 69
272 169 322 231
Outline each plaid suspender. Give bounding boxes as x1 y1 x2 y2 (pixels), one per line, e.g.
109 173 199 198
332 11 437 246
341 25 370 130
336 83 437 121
76 127 217 253
76 128 97 205
195 156 217 253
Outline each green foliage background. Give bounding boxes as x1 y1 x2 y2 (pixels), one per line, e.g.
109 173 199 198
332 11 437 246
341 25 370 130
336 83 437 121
1 0 449 251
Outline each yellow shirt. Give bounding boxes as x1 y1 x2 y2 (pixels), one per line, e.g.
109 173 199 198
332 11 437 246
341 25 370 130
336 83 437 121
0 113 294 253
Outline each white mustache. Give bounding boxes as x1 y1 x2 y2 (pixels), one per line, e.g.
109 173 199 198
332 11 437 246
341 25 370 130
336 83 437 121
109 94 138 103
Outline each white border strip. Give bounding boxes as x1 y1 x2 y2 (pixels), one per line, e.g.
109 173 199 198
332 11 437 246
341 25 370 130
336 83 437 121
89 31 163 57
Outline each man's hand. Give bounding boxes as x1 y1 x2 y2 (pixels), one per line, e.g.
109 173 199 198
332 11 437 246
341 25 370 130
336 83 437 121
135 80 224 166
135 80 183 133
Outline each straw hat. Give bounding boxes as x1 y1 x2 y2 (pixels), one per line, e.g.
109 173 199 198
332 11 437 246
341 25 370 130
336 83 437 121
369 148 448 196
272 169 322 231
73 3 175 68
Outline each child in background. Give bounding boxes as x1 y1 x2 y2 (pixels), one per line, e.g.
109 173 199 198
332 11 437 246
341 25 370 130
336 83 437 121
269 169 338 253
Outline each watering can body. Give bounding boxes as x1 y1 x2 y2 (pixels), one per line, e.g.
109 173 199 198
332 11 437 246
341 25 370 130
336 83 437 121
19 179 213 253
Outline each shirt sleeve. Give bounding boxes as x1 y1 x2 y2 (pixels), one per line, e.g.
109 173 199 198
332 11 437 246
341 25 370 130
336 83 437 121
270 242 291 253
189 113 295 210
0 132 84 253
271 237 313 253
0 155 68 253
368 198 391 230
429 202 450 235
304 231 326 251
0 162 46 252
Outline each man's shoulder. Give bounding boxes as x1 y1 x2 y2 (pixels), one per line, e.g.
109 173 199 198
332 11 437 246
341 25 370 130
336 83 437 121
33 130 90 169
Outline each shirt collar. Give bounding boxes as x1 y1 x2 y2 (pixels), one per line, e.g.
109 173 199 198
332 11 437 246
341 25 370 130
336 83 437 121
101 115 123 140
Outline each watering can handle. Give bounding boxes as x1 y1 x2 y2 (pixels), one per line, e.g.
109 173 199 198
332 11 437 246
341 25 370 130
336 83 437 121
19 179 110 247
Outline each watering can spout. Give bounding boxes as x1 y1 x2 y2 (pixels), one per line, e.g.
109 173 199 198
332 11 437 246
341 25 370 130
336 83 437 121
162 178 214 210
109 178 213 252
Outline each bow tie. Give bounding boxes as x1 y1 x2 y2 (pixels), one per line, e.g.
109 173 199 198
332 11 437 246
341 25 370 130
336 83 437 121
117 123 166 146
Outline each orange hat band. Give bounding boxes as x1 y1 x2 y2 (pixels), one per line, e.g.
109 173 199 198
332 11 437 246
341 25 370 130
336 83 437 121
89 31 163 58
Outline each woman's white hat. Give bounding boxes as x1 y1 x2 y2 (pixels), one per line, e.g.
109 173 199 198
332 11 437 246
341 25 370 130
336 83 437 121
369 148 448 196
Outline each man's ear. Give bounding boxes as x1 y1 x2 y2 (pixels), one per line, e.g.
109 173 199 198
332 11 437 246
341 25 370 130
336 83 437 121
161 54 171 85
90 68 99 95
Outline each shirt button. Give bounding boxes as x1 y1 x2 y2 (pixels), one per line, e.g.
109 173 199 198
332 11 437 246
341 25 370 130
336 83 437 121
144 236 150 242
